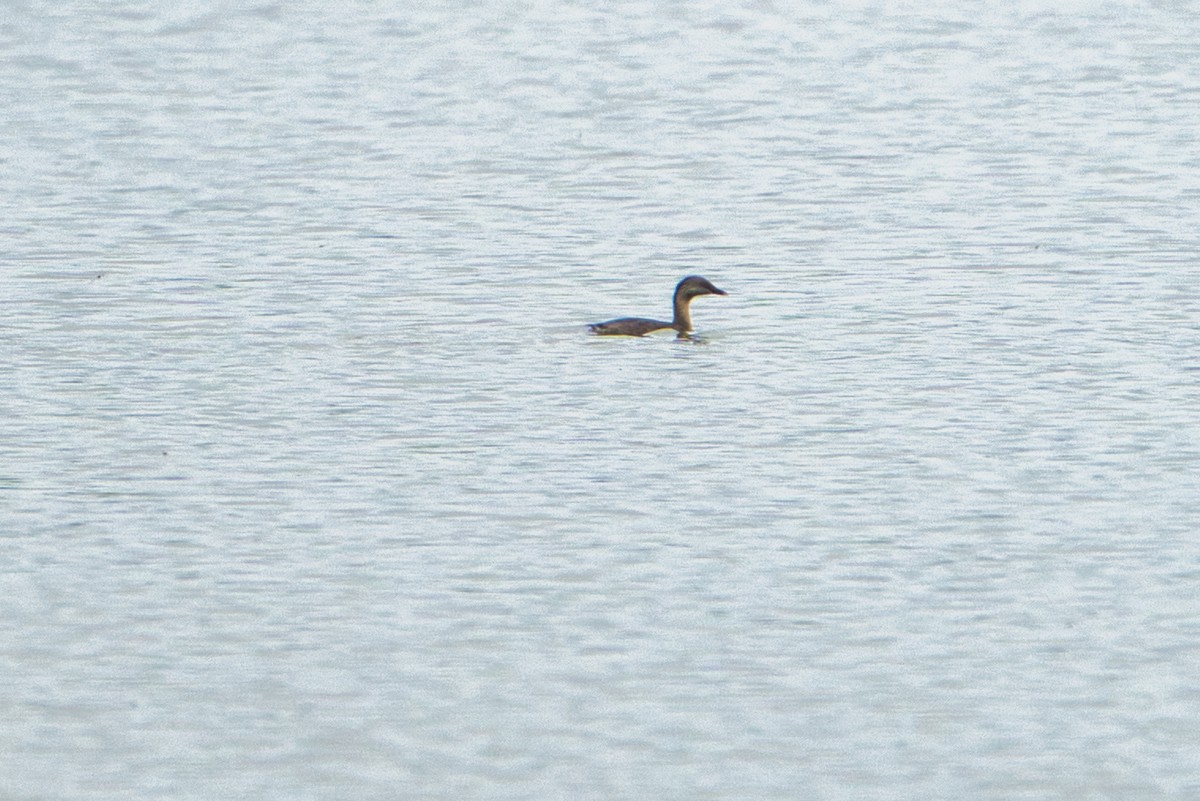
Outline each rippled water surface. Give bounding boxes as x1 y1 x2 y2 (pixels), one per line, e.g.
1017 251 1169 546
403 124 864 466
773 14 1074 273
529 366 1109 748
3 2 1200 799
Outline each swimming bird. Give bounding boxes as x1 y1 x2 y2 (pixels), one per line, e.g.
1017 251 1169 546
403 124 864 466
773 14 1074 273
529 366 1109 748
588 275 727 337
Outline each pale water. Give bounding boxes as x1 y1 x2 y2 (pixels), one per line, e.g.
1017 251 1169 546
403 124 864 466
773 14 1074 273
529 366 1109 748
2 2 1199 799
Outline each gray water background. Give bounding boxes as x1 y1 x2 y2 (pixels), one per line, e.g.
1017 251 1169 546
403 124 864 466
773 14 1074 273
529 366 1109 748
3 2 1199 799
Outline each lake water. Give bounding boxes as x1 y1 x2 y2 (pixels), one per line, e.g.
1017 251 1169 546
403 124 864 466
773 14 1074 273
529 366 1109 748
3 2 1199 799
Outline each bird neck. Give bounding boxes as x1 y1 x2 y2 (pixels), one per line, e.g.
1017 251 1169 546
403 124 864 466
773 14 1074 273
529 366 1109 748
671 293 693 332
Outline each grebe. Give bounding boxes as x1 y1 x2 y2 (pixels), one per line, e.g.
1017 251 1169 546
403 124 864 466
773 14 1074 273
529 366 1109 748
588 275 726 337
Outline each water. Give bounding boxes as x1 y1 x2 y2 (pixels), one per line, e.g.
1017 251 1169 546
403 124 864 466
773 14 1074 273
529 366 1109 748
3 2 1199 798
